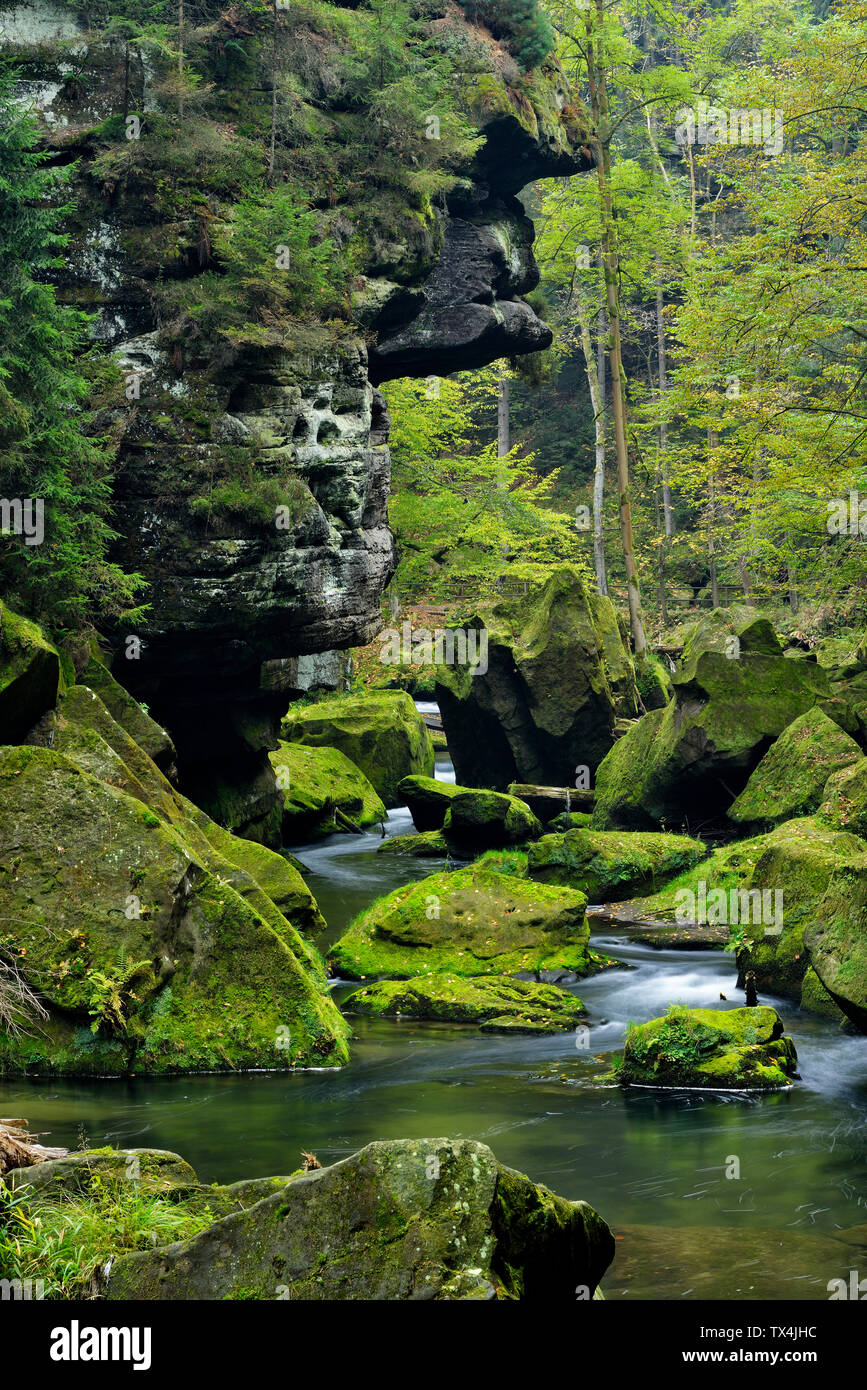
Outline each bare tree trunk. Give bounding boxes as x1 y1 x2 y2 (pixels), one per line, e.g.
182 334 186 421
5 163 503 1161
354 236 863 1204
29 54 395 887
585 2 646 655
577 299 608 595
656 276 673 540
708 431 720 608
178 0 184 121
497 365 510 458
268 0 278 184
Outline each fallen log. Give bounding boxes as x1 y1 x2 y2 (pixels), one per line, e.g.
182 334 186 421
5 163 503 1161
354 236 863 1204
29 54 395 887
0 1119 68 1176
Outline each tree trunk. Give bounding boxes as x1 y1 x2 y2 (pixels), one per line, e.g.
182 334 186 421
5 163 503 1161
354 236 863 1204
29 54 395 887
577 299 608 595
708 431 720 608
178 0 184 121
497 365 510 459
585 2 646 655
268 0 278 184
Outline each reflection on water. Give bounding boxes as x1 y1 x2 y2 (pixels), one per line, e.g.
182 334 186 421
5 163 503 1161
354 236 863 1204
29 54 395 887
3 706 867 1299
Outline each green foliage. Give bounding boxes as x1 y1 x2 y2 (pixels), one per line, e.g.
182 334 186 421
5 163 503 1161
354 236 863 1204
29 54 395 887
385 369 590 607
0 1170 214 1299
458 0 556 69
87 959 155 1035
0 62 145 628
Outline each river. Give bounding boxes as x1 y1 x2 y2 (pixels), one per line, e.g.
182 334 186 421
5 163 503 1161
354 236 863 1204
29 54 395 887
3 709 867 1299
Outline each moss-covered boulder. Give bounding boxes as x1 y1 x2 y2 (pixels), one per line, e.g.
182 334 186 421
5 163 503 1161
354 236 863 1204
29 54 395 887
105 1137 615 1301
618 1005 798 1089
547 810 594 832
593 607 832 829
527 828 705 902
819 756 867 837
269 740 386 840
398 773 463 831
738 817 867 1020
377 830 453 858
0 743 348 1075
728 708 861 829
344 972 587 1033
442 790 542 849
0 601 63 744
330 866 596 980
7 1148 198 1199
281 691 434 808
435 566 638 792
46 683 325 938
80 648 175 772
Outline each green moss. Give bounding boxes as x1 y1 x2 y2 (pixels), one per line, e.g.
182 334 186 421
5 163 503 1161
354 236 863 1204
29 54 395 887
282 691 434 808
729 707 861 828
528 828 705 901
330 865 599 980
344 971 586 1032
618 1005 797 1089
270 740 386 840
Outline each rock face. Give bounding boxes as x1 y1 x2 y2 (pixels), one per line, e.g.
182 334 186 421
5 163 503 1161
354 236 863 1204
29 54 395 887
527 829 705 902
728 707 861 829
330 866 594 980
618 1006 798 1089
593 608 832 829
344 973 587 1034
2 6 591 840
104 1137 615 1301
436 566 638 792
281 691 434 808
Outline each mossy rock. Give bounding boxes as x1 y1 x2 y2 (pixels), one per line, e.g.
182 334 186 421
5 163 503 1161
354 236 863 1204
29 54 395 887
593 607 831 829
8 1148 199 1199
546 810 594 832
343 972 587 1033
80 647 174 772
377 830 453 858
0 744 348 1075
105 1137 615 1301
618 1005 798 1089
819 756 867 837
48 683 325 939
442 790 542 848
435 565 637 792
741 817 866 1021
398 773 464 831
0 600 62 744
329 866 596 980
527 829 705 902
269 740 386 840
728 707 861 829
281 691 434 808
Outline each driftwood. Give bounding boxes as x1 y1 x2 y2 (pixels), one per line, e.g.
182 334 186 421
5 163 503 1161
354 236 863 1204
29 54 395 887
0 1119 69 1176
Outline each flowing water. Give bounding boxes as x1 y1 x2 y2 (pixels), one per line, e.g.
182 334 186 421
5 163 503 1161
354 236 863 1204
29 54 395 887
3 706 867 1299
